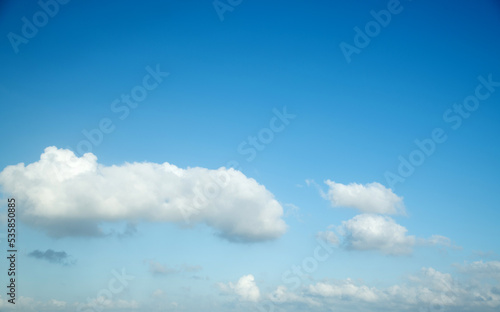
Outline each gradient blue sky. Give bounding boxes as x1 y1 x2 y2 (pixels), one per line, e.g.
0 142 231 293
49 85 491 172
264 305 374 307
1 0 500 311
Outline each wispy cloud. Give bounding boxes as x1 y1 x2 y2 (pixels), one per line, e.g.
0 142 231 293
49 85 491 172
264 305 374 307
146 260 203 277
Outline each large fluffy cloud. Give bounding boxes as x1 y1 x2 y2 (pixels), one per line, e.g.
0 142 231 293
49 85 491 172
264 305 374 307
337 214 416 255
324 181 405 215
0 147 287 241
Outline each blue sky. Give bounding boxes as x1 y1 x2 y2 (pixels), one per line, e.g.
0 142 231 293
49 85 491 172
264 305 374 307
1 0 500 311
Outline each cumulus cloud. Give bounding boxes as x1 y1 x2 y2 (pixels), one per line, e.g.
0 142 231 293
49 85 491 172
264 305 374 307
337 214 416 255
409 267 456 292
219 274 261 302
0 147 287 242
28 249 76 266
323 181 405 215
387 267 467 308
320 215 454 256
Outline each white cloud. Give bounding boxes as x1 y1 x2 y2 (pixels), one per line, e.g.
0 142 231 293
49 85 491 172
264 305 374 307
321 215 454 256
220 274 261 302
0 295 69 311
47 299 67 309
309 279 381 302
389 267 465 307
0 147 287 242
3 265 500 312
324 181 405 215
269 267 500 311
409 267 456 293
316 230 339 246
269 285 320 306
337 214 415 255
79 297 139 310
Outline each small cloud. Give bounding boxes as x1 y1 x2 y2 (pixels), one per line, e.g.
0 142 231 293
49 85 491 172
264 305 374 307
316 230 339 246
305 179 322 190
182 264 202 272
337 214 415 255
323 181 405 215
309 279 380 302
326 216 458 257
284 203 302 222
146 260 202 276
426 235 452 247
79 297 139 310
269 285 320 306
28 249 76 266
418 235 462 253
47 299 66 308
152 289 166 299
147 260 179 276
219 274 260 302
